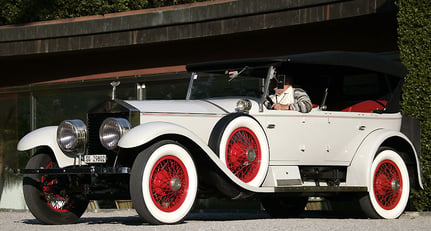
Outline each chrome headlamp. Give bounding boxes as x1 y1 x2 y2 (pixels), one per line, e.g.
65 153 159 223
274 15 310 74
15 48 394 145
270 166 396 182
57 119 87 155
236 99 252 112
99 117 131 150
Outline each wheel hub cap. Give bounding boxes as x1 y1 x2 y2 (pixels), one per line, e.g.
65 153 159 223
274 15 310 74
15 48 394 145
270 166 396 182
247 149 256 162
391 179 400 191
170 177 182 191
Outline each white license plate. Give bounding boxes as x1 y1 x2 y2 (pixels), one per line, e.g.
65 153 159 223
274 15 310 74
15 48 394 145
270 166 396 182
84 155 107 163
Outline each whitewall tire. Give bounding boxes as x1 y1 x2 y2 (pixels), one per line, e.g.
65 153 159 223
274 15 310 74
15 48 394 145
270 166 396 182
130 140 198 224
217 115 269 187
360 148 410 219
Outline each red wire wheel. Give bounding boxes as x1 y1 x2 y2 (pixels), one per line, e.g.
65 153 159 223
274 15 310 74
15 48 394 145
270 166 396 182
373 159 403 210
149 155 189 212
130 141 197 224
225 127 261 183
23 153 88 224
41 162 70 213
359 148 410 219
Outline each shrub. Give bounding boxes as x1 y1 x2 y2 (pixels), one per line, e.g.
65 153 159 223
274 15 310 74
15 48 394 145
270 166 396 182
0 0 208 25
397 0 431 211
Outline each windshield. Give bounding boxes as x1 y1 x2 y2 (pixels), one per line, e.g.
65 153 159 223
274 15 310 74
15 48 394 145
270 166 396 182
188 68 267 100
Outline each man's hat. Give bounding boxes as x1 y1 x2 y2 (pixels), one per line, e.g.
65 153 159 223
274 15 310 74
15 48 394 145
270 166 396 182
275 74 293 89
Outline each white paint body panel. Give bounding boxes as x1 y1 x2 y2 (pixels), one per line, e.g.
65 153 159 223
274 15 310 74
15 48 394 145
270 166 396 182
262 166 303 187
347 129 423 188
17 126 76 168
254 110 402 166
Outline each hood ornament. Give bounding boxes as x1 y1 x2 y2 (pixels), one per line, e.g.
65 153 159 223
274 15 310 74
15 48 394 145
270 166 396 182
111 81 120 100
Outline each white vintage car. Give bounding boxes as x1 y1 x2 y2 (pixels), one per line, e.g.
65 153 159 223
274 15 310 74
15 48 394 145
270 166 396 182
16 51 423 225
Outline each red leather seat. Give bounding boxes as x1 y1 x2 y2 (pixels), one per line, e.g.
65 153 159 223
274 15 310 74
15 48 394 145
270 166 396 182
342 100 387 112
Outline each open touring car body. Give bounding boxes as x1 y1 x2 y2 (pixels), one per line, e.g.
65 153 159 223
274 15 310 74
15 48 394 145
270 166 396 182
16 51 422 224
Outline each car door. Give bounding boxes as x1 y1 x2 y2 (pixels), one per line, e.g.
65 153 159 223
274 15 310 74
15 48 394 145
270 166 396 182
320 111 368 165
256 109 328 165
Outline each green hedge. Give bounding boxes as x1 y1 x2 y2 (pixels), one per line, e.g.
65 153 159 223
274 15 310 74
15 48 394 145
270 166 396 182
0 0 208 25
397 0 431 211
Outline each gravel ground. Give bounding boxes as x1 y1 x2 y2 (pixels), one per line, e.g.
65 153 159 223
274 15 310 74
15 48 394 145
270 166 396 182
1 209 430 231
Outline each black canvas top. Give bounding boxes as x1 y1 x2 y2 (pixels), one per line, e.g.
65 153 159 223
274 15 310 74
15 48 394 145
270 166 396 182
186 51 407 78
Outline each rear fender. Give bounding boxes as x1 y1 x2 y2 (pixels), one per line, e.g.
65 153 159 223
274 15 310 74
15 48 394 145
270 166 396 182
17 126 76 168
118 121 272 193
347 129 423 189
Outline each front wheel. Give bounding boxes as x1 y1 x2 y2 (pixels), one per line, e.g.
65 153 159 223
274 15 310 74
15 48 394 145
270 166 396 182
359 148 410 219
130 140 198 224
23 153 89 224
211 115 269 187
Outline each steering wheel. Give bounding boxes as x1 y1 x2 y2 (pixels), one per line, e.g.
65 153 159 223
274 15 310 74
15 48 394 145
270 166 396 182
265 95 274 109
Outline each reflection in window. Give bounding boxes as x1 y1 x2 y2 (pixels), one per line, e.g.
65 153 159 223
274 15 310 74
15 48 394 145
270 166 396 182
0 94 31 209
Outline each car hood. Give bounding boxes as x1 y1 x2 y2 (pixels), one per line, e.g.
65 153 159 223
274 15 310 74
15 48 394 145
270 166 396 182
124 98 254 114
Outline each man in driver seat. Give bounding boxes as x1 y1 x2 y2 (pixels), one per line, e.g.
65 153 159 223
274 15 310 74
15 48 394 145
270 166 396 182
268 74 312 113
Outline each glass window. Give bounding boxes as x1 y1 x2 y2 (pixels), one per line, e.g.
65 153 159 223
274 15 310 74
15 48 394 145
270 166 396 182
0 94 31 169
34 87 107 127
0 93 31 209
143 78 189 100
32 72 190 127
190 70 266 99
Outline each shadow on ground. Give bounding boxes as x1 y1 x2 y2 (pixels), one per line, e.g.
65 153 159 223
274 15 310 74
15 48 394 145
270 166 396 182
21 209 367 226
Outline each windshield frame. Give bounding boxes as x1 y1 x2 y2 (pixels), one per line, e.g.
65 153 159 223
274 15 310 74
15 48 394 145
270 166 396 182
186 66 275 97
185 65 277 112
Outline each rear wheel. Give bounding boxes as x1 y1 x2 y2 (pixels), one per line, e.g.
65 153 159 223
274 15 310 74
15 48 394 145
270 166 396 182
23 153 88 224
359 148 410 219
130 140 198 224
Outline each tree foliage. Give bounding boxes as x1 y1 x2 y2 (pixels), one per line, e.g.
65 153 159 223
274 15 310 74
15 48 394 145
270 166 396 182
0 0 207 25
397 0 431 211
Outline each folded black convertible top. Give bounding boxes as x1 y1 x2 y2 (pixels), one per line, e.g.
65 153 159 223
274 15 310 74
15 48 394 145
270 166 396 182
186 51 407 78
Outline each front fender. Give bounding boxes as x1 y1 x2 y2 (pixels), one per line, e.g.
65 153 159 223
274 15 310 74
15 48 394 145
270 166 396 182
347 129 423 189
17 126 75 168
118 121 273 193
118 122 207 149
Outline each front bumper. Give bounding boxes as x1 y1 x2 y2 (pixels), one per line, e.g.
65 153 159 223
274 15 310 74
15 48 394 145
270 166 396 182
14 166 130 175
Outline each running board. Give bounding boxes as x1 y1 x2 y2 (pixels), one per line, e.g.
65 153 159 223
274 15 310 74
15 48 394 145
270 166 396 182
274 186 368 193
